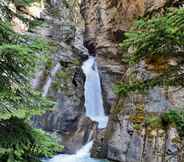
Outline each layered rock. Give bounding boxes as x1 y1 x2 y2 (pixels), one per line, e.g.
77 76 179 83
102 58 184 162
31 0 97 154
81 0 183 161
80 0 175 113
81 0 173 57
104 92 182 162
91 62 184 162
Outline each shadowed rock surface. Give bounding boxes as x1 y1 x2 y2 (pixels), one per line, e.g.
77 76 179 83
81 0 184 161
29 0 184 160
31 0 97 154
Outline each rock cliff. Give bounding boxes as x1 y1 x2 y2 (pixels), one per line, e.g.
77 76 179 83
28 0 184 160
31 0 96 154
81 0 184 162
80 0 177 114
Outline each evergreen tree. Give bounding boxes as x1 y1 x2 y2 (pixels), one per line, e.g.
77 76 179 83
116 6 184 137
0 1 63 162
116 7 184 95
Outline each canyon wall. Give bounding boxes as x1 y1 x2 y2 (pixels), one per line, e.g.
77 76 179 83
81 0 170 57
31 0 97 154
80 0 174 114
29 0 183 160
81 0 184 162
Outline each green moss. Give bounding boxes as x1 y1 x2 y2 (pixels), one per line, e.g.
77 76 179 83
145 115 162 129
56 71 69 81
14 0 34 6
129 115 144 124
72 59 80 66
48 41 59 53
49 8 61 17
52 69 72 92
172 137 181 144
129 104 145 124
29 19 46 31
162 110 184 137
52 80 61 91
110 98 125 121
116 8 184 96
111 106 122 115
133 124 142 130
45 59 53 70
104 126 114 141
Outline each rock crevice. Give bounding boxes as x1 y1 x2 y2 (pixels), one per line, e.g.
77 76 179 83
81 0 184 161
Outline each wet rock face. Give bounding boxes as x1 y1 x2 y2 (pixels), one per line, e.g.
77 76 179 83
32 43 89 153
80 0 184 161
34 0 75 43
91 129 108 159
95 61 184 162
103 62 184 162
31 0 97 153
80 0 171 113
81 0 169 58
98 58 124 114
62 116 97 153
106 116 180 162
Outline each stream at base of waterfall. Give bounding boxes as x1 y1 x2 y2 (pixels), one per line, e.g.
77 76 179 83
43 56 108 162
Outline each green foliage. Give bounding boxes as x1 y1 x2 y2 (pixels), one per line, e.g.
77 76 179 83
122 8 184 64
145 115 162 129
29 19 45 31
113 71 184 96
162 110 184 137
116 8 184 96
0 1 28 21
0 1 10 20
131 110 184 137
117 7 184 138
132 124 142 130
0 118 63 162
0 22 54 121
0 0 42 29
0 3 62 161
0 22 18 43
14 0 37 7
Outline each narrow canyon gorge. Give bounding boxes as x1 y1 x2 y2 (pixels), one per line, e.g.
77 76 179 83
1 0 183 162
32 0 184 162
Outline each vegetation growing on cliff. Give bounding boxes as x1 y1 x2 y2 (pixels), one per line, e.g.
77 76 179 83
117 7 184 96
0 1 63 162
116 7 184 137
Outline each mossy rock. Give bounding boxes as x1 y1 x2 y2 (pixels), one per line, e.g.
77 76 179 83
129 114 144 124
129 104 145 124
49 8 61 17
133 124 142 131
145 115 162 129
104 125 114 141
72 59 80 66
111 97 124 116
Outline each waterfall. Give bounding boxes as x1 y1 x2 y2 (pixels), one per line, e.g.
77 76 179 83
42 63 60 97
43 141 106 162
43 56 108 162
82 56 108 129
75 141 93 157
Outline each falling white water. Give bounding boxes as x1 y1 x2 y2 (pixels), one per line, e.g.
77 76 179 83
43 56 108 162
76 141 93 157
43 63 60 97
82 56 108 129
43 141 107 162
